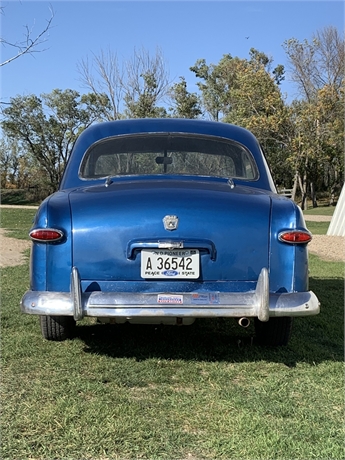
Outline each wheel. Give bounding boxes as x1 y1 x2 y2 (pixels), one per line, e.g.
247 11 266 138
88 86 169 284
40 315 76 341
254 317 293 346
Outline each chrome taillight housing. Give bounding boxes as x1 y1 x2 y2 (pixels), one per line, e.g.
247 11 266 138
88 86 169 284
278 230 312 244
29 228 64 243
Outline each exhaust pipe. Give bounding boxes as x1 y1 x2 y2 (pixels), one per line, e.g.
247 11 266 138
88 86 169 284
238 317 251 328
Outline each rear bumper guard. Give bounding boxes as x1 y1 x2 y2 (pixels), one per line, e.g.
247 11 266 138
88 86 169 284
21 267 320 322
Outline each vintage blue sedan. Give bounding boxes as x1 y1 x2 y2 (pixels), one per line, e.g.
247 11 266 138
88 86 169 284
21 118 320 345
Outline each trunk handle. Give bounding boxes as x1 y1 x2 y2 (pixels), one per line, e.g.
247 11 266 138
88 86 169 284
126 238 217 260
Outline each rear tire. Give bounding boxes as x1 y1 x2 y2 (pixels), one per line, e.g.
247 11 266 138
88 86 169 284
254 317 293 346
40 315 76 341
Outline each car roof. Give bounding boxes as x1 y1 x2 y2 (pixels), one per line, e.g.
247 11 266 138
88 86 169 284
77 118 258 146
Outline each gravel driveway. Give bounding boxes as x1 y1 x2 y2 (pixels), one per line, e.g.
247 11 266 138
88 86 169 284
304 215 344 262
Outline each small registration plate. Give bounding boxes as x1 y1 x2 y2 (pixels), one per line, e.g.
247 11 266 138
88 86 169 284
141 249 200 279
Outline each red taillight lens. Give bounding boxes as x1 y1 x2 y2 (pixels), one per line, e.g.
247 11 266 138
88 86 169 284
29 229 64 242
278 230 312 244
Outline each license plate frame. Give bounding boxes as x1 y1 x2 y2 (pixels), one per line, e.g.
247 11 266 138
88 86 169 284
141 249 200 279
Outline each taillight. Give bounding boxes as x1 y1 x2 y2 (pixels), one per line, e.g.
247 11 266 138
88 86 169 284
29 228 64 243
278 230 312 244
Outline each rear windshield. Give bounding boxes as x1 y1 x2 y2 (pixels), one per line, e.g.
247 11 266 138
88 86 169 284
79 133 258 180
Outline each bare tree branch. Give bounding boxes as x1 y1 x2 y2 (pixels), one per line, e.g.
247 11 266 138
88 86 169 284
124 46 170 103
77 49 124 120
77 46 171 120
283 26 344 101
0 6 54 67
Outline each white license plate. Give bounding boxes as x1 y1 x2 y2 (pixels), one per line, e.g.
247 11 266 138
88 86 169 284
141 249 200 279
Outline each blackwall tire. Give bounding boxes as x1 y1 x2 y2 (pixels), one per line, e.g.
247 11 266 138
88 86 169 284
40 315 76 341
254 317 293 346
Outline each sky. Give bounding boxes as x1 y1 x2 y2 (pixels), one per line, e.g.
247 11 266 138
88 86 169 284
1 0 344 107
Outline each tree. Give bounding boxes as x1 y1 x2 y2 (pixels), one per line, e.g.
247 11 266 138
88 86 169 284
0 137 22 188
78 47 170 120
124 70 168 119
286 84 344 208
283 26 344 207
1 89 110 193
77 49 124 121
0 6 54 67
169 77 202 119
190 50 290 185
123 47 170 118
284 26 344 102
0 135 46 201
190 49 285 121
190 57 227 121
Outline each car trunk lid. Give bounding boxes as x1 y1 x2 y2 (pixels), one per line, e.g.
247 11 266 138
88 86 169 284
68 178 271 284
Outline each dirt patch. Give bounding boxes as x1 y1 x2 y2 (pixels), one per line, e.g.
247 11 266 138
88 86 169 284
304 215 332 222
0 229 31 268
308 234 345 262
304 215 344 261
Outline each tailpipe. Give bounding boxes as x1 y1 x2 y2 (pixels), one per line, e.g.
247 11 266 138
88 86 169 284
238 317 251 328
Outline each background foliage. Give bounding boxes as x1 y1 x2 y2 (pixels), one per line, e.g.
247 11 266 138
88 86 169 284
1 26 344 207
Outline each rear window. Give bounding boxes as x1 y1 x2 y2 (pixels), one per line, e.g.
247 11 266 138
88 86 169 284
79 133 258 180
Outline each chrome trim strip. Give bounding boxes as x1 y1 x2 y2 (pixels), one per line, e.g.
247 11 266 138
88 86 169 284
127 238 217 260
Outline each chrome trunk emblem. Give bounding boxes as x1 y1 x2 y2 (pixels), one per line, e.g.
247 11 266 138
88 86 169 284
163 215 179 231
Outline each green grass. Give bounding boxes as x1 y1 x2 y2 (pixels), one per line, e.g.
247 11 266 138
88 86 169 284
1 209 344 459
303 205 335 216
0 208 37 239
306 221 330 235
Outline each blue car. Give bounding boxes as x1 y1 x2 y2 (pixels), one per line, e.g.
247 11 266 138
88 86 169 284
21 118 320 345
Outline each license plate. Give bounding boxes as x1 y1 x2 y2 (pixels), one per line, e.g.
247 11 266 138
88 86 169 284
141 249 199 279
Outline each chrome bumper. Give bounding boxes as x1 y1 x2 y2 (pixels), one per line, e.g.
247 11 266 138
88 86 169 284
21 267 320 322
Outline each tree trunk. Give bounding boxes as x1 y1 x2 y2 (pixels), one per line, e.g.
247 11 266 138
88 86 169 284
291 172 299 202
310 182 318 207
298 172 308 210
329 187 335 206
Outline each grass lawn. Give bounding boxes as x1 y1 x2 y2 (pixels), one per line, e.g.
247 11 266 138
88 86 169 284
306 221 330 235
303 205 336 216
1 208 37 239
1 209 344 459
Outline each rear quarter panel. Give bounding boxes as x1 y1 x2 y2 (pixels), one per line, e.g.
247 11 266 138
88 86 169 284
269 196 309 293
30 191 72 292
